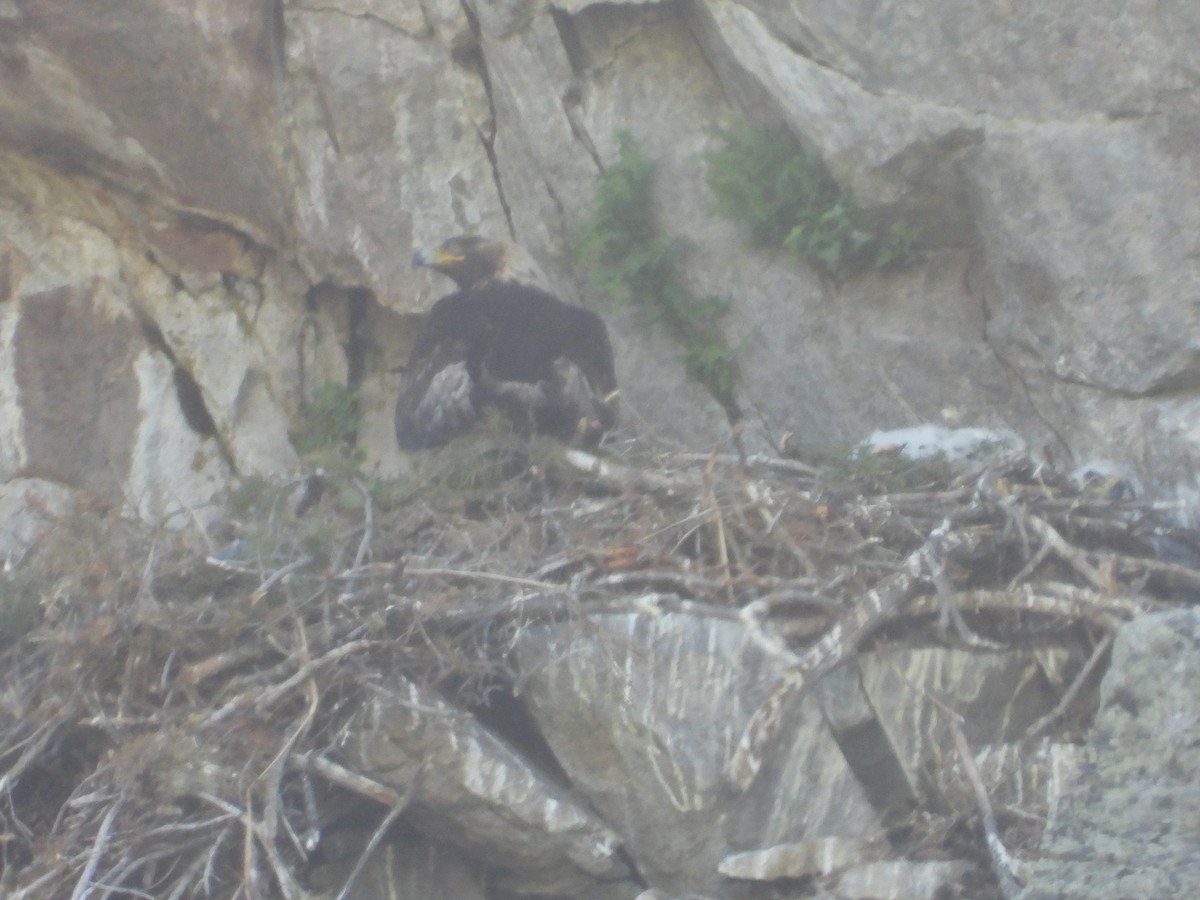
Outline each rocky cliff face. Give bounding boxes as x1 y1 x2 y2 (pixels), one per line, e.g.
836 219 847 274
2 0 1198 525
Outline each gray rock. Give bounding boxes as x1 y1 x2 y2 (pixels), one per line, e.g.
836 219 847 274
336 672 629 896
1019 609 1200 898
516 611 881 895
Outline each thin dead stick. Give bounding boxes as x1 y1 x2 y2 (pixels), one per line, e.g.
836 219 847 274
405 566 559 591
90 844 201 899
1022 514 1109 591
165 843 221 900
291 753 407 806
563 448 695 495
925 692 1023 900
256 621 321 856
180 646 264 686
415 589 749 629
334 773 421 900
907 585 1144 630
675 451 819 479
1106 551 1200 590
253 812 305 899
137 534 159 606
206 639 368 724
703 454 737 605
201 824 235 895
1023 632 1115 744
330 562 404 581
253 639 368 715
9 868 63 900
726 519 956 789
1005 540 1052 590
351 477 374 569
196 792 245 817
589 569 740 596
251 556 313 603
69 796 123 900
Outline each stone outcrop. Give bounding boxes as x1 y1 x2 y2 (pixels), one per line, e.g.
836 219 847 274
1019 609 1200 899
1 0 1199 520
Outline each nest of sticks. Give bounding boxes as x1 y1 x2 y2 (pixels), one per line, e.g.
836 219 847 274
1 434 1198 898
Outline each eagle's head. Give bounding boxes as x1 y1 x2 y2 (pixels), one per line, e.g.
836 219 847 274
412 236 509 290
412 235 550 292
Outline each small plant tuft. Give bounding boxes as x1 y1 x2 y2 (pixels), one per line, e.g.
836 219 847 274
705 124 918 279
291 380 365 473
575 132 741 422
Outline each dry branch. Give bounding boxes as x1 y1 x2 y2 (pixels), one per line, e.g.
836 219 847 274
2 443 1195 897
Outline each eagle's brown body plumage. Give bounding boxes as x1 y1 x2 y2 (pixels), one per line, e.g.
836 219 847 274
395 237 619 449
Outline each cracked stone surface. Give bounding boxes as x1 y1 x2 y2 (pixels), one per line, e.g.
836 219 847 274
1 0 1199 517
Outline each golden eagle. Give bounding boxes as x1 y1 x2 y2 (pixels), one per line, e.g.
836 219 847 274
394 236 619 449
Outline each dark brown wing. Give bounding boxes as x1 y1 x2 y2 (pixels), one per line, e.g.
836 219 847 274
396 282 619 448
394 295 486 449
474 298 619 445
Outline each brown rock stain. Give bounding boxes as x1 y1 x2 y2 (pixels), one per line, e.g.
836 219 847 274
14 285 140 490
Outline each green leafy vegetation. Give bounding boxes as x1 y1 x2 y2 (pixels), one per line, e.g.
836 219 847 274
291 380 365 473
704 124 918 279
575 131 742 422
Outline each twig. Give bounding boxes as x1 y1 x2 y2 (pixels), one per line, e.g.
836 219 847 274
206 639 368 724
925 693 1023 899
251 556 314 604
676 451 819 479
90 844 199 899
240 796 260 899
908 584 1146 629
330 562 404 581
333 773 421 900
70 795 123 900
924 525 1002 649
727 519 956 789
1023 632 1115 744
9 867 64 900
1022 514 1109 591
255 619 321 861
291 753 407 806
164 841 222 900
202 824 235 895
589 569 739 596
180 646 266 686
1005 541 1053 591
405 566 559 591
351 477 374 569
1106 550 1200 591
252 810 305 899
252 639 368 715
702 453 737 605
563 448 694 495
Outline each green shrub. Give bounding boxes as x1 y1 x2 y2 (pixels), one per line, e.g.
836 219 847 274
575 132 741 422
705 125 918 278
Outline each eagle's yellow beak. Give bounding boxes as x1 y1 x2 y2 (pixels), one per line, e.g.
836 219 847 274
412 247 465 268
